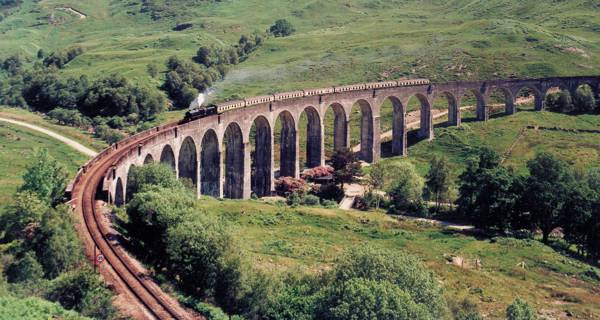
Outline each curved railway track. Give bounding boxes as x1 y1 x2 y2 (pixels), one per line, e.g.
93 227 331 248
70 123 199 320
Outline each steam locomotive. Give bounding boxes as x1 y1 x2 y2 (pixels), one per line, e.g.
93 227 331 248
183 79 430 122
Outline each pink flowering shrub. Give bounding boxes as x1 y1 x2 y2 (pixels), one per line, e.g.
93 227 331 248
301 166 334 181
274 176 308 196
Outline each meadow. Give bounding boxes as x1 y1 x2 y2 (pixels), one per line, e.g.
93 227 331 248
192 196 600 319
0 119 88 204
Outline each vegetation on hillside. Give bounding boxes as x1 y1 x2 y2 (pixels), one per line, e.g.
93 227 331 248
0 149 117 319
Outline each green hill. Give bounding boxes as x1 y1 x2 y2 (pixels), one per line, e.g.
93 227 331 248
1 0 599 100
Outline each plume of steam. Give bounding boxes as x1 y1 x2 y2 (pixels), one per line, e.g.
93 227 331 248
189 93 205 109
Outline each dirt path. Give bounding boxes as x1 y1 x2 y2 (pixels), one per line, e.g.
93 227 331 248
0 117 97 157
56 7 87 19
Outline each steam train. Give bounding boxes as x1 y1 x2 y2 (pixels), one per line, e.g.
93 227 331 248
183 78 430 122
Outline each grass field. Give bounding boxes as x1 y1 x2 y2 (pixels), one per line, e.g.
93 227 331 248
1 0 599 102
191 197 600 319
379 110 600 178
0 121 88 204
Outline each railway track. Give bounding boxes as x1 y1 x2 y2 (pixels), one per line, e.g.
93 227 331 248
70 124 199 320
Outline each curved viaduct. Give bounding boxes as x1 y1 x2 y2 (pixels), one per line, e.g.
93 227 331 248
68 75 598 319
102 76 600 205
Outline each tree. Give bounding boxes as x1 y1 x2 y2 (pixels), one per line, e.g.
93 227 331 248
386 161 424 214
319 278 430 320
126 186 194 261
330 148 361 188
425 156 451 212
165 216 237 299
33 205 83 278
125 163 183 200
47 267 116 319
520 152 573 243
0 191 48 242
506 298 536 320
457 147 520 229
269 19 295 37
6 251 44 283
367 163 386 209
573 85 596 113
19 148 68 205
328 246 446 318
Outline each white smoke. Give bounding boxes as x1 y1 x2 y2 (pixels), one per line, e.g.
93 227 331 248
188 88 216 109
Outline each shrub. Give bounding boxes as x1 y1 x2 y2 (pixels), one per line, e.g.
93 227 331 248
301 166 334 181
331 246 446 318
301 194 320 206
125 163 183 199
6 251 43 283
386 161 425 213
315 183 344 202
318 278 430 320
32 205 83 278
0 191 48 242
573 85 597 113
506 298 536 320
19 148 68 205
46 267 116 319
321 199 339 209
269 19 295 37
165 216 236 299
274 177 308 196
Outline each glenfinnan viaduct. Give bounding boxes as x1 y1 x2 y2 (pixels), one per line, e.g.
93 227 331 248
90 76 599 205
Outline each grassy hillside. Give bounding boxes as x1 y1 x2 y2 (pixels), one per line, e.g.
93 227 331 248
1 0 599 101
381 110 600 178
193 197 600 319
0 120 88 204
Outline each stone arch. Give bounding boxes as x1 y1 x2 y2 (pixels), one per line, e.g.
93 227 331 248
125 164 136 201
409 94 433 140
251 116 272 197
434 92 459 126
143 154 154 164
301 106 322 168
462 89 487 121
114 177 124 207
515 85 543 111
178 136 198 186
200 129 220 197
351 99 374 162
488 87 514 115
276 111 297 177
325 103 348 156
380 96 406 156
160 144 176 172
223 122 244 199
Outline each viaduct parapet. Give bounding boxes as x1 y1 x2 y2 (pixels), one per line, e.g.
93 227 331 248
86 76 600 204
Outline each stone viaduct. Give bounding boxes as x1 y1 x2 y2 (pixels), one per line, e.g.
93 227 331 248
102 76 600 205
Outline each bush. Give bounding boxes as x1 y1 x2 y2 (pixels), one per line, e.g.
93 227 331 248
301 166 334 181
321 199 339 209
6 251 43 283
573 85 597 113
386 161 425 214
301 194 320 206
316 183 344 202
33 205 84 279
331 246 446 318
506 298 536 320
165 216 237 299
126 186 194 260
318 278 430 320
0 191 48 242
125 163 183 199
269 19 295 37
43 47 84 69
274 177 308 197
19 148 68 205
46 267 116 319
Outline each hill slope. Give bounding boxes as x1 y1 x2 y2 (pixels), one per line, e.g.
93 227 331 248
1 0 599 100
